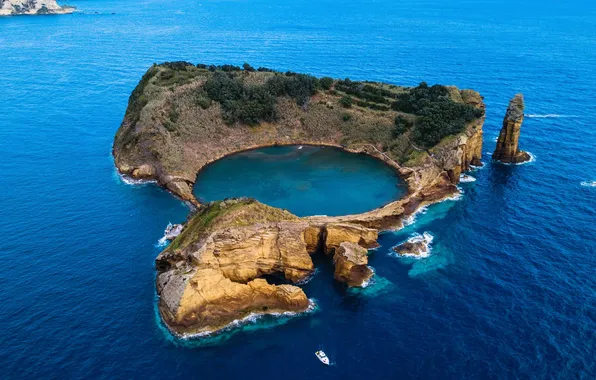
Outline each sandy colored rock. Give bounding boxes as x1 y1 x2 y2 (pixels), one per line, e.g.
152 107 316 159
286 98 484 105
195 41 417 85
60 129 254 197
324 223 379 255
156 200 314 336
333 242 373 287
493 94 531 163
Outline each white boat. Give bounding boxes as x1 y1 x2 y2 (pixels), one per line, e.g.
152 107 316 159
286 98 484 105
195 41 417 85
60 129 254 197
298 145 303 150
315 350 329 365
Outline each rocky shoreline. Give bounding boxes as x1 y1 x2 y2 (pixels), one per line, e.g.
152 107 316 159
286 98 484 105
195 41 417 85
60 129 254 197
113 63 486 336
0 0 74 16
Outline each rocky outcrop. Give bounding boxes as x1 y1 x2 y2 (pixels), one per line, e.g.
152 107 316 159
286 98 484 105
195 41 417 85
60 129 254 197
156 198 383 336
0 0 74 15
333 242 373 287
492 94 531 163
392 232 433 257
323 223 379 255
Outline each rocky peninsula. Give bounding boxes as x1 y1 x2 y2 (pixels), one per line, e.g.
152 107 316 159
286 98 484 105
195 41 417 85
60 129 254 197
0 0 74 15
493 94 531 163
113 62 486 336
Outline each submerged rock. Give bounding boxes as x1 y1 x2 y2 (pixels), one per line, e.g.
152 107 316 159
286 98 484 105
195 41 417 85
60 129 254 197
492 94 531 163
333 242 373 287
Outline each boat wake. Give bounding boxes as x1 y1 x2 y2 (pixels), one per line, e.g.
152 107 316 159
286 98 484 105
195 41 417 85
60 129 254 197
580 181 596 187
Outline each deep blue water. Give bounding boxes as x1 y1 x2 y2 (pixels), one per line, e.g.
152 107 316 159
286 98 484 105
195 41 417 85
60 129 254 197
195 145 406 216
1 0 595 379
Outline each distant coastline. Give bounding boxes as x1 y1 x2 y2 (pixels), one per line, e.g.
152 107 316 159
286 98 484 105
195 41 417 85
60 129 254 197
0 0 74 16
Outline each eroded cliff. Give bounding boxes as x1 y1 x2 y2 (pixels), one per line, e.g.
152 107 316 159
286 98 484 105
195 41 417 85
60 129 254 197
156 199 384 336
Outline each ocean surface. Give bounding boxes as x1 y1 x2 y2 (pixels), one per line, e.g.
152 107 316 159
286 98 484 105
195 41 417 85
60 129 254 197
1 0 595 378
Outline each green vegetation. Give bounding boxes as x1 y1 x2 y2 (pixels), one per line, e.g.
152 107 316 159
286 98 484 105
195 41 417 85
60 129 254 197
339 95 353 108
392 82 484 147
119 62 485 170
320 77 334 90
202 71 319 125
124 65 159 126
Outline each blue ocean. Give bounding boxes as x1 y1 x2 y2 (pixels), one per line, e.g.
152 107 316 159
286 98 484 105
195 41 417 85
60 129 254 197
1 0 595 378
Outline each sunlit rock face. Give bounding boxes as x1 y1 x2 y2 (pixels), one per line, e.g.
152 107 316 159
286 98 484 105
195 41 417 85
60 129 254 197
493 94 531 163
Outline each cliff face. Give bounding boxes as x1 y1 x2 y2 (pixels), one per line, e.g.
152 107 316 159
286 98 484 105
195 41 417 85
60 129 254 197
492 94 531 163
113 63 485 206
156 199 384 336
333 242 373 287
0 0 74 15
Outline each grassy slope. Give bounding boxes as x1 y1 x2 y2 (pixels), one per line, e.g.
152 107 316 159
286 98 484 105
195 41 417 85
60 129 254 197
167 198 299 252
113 63 484 178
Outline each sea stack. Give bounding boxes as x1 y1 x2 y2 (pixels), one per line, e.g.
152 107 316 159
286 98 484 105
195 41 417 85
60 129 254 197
492 94 531 163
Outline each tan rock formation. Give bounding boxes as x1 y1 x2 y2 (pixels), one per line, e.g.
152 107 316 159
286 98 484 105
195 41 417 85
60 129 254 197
493 94 531 163
156 199 386 336
156 200 313 336
333 242 373 287
323 223 379 255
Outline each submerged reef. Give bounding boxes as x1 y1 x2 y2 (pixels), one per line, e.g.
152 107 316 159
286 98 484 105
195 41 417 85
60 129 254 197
113 62 487 336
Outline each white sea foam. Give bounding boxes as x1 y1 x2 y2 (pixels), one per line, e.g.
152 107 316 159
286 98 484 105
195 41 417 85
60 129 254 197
580 181 596 187
295 268 319 285
155 236 168 248
175 299 318 340
116 170 157 186
360 266 375 288
499 151 536 166
525 114 577 118
469 162 485 171
459 174 476 183
403 205 428 226
390 232 434 259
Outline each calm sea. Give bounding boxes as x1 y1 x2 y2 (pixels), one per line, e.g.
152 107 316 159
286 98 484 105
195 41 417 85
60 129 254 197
0 0 595 378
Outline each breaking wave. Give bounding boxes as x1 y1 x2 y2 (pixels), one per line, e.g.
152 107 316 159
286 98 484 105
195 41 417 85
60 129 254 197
295 268 319 285
459 174 476 183
115 170 157 186
390 232 434 259
500 151 536 166
403 205 428 227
